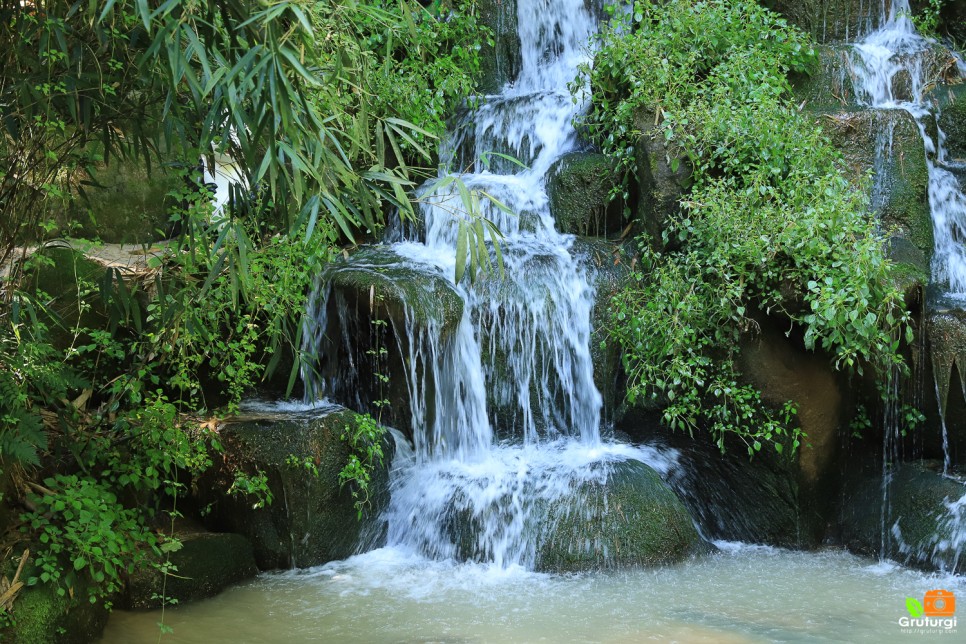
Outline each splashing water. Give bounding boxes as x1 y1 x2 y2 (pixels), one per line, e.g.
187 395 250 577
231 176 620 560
850 0 966 297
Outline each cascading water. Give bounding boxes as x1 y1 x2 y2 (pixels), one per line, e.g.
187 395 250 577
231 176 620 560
850 0 966 298
848 0 966 567
302 0 681 570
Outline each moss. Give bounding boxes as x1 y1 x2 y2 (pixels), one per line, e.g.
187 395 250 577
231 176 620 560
761 0 879 43
547 152 623 237
328 246 464 339
791 45 859 111
196 408 391 569
837 462 966 574
536 460 702 572
3 581 109 644
937 82 966 162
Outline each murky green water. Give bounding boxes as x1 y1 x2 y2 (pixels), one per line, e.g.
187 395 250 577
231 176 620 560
100 543 964 643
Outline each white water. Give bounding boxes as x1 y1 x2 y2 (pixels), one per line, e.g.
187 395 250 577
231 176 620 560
300 0 632 569
849 0 966 567
850 0 966 298
101 543 966 643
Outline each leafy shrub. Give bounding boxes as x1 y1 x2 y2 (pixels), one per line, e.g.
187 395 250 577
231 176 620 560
583 0 910 453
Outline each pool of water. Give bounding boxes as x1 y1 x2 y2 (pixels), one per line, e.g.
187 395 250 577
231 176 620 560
101 542 964 643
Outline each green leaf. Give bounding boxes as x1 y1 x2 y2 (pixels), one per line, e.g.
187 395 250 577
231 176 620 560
906 597 924 618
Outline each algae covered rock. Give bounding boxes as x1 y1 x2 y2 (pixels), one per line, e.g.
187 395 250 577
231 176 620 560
196 406 391 569
837 462 966 574
632 110 692 247
304 246 465 430
536 460 702 572
547 152 623 237
762 0 882 43
122 527 257 609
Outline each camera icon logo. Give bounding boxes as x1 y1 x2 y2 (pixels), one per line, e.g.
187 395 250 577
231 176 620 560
924 590 956 617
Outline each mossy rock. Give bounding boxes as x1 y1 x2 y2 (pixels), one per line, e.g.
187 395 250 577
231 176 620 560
926 310 966 462
936 81 966 162
70 161 182 244
306 246 465 431
196 407 391 569
547 152 623 238
536 460 703 572
819 109 933 258
887 236 929 310
326 246 464 338
632 110 692 247
477 0 521 94
792 45 861 111
837 462 966 573
122 528 257 609
616 411 808 548
1 581 109 644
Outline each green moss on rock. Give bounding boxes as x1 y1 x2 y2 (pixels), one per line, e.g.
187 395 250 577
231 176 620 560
328 246 464 339
761 1 881 43
196 407 391 569
536 460 702 572
937 82 966 162
2 581 109 644
547 152 623 237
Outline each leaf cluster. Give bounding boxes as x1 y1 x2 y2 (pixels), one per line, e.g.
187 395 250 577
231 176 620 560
586 0 911 453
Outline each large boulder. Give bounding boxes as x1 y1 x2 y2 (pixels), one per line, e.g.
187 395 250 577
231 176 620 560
632 110 692 248
547 152 623 237
122 525 257 609
739 324 845 544
536 459 703 572
936 81 966 162
620 411 808 548
573 238 631 423
923 310 966 464
837 462 966 574
196 407 391 569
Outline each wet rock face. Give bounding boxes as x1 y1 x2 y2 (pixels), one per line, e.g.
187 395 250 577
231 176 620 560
536 460 704 572
837 462 966 574
820 109 933 258
763 0 885 43
303 246 465 432
547 152 623 237
196 408 391 570
477 0 522 94
924 310 966 462
937 82 966 162
632 110 692 248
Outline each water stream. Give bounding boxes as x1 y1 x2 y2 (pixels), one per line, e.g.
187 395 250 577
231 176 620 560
99 2 966 641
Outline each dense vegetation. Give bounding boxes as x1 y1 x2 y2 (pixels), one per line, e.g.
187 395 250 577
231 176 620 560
0 0 487 629
581 0 911 454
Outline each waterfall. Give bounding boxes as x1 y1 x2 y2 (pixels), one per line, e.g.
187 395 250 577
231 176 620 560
850 0 966 298
848 0 966 567
300 0 681 569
